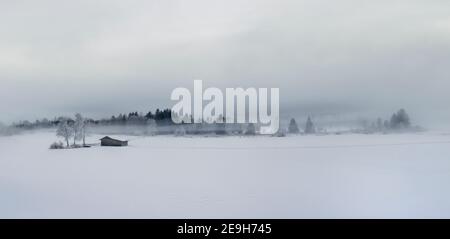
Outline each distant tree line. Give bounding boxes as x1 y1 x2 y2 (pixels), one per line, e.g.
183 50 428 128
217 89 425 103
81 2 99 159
286 108 414 136
13 108 254 137
358 109 412 133
13 108 175 130
12 108 416 138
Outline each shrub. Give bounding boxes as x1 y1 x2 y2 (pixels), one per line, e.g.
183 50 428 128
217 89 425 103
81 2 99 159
49 141 64 149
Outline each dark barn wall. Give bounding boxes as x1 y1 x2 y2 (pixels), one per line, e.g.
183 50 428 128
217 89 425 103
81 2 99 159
100 138 128 146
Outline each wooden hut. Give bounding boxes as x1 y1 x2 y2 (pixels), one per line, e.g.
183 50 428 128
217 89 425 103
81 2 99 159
100 136 128 146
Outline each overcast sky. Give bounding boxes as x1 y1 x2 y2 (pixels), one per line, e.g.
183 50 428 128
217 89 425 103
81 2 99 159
1 0 449 125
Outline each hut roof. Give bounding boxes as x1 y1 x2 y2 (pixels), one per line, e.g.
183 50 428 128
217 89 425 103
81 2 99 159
100 136 127 142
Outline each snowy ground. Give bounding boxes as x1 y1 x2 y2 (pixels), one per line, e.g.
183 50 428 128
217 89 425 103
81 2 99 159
1 130 450 218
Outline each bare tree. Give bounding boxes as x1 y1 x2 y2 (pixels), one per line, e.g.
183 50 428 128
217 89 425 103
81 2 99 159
56 120 73 147
73 113 84 146
81 119 88 146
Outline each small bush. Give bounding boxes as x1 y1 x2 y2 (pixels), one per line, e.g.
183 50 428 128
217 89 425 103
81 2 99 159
49 141 64 149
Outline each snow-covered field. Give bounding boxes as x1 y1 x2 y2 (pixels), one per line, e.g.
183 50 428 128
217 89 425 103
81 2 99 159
1 130 450 218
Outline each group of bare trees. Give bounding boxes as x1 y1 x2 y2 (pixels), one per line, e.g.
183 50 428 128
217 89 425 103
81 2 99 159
56 113 88 148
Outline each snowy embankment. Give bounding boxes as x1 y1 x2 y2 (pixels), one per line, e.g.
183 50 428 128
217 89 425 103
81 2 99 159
1 131 450 218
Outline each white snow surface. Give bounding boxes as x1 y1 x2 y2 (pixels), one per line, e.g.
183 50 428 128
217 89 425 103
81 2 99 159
1 130 450 218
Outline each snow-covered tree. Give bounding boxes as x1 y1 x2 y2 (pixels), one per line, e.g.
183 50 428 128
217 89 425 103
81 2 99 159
73 113 85 145
304 116 315 134
81 117 88 146
56 120 73 147
288 118 300 134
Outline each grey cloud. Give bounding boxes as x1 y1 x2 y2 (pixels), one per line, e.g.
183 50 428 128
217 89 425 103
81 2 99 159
1 0 449 126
